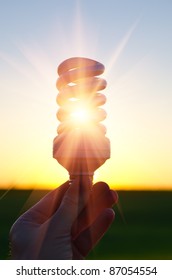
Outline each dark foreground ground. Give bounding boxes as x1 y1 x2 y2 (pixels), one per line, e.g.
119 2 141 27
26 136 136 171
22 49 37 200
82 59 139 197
0 188 172 259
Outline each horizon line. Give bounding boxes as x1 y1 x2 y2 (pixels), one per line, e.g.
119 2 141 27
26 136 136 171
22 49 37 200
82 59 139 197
0 184 172 191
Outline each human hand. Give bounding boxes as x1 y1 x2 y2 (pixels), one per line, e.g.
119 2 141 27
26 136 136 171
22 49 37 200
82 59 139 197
10 177 118 259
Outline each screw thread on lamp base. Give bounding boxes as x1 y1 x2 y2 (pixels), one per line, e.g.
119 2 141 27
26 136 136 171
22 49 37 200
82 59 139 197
69 173 94 185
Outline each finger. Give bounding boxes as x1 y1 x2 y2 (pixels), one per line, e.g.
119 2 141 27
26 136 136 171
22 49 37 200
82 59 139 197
48 176 92 233
74 208 115 257
72 182 118 238
19 181 70 224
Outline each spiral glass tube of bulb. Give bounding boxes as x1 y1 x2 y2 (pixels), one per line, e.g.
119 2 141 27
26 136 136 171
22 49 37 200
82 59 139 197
53 57 110 181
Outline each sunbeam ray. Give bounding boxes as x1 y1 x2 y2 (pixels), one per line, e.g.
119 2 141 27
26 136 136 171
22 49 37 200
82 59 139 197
106 18 140 75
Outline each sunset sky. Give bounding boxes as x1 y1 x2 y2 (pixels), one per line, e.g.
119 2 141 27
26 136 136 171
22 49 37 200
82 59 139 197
0 0 172 189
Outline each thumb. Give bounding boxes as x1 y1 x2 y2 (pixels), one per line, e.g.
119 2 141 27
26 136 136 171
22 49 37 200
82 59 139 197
49 176 91 233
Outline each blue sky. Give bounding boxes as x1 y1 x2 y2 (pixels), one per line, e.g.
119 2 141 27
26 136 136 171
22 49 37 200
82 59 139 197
0 0 172 188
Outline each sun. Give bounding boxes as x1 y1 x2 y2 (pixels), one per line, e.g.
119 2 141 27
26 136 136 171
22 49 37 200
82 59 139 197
70 108 90 124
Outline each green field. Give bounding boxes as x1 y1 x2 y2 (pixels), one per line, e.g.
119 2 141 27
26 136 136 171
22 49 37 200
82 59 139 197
0 189 172 260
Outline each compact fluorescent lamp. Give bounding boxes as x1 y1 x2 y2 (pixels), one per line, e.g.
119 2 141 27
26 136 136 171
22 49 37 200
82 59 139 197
53 57 110 182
